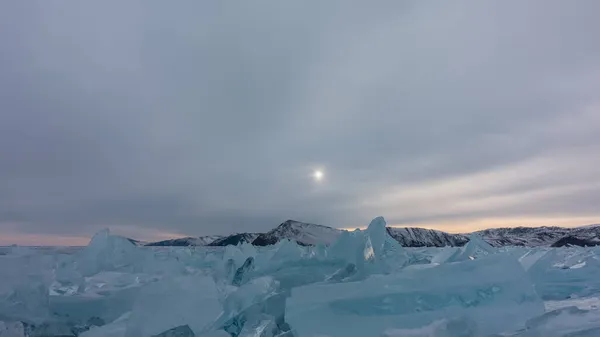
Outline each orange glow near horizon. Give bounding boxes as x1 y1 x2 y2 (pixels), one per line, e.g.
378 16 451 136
0 226 187 247
2 215 600 246
338 215 600 234
0 233 91 246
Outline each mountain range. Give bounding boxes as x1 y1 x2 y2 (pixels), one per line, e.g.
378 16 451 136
143 219 600 248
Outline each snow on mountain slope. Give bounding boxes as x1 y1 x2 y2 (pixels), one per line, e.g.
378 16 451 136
386 227 468 247
475 227 579 247
145 236 223 247
143 222 600 248
208 233 260 246
252 220 342 246
551 225 600 247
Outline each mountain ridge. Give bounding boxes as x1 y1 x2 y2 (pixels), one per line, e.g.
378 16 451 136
143 221 600 248
145 235 223 247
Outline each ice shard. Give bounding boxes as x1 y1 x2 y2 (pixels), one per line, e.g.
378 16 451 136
446 234 495 263
327 217 408 278
233 257 255 286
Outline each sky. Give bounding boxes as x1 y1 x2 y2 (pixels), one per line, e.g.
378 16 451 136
1 1 600 245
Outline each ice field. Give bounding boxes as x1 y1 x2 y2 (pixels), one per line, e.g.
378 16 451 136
2 217 600 337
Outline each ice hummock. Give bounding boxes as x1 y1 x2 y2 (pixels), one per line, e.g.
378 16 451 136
327 216 408 277
444 234 496 263
77 229 145 276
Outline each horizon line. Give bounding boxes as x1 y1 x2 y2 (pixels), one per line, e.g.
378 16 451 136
1 216 599 246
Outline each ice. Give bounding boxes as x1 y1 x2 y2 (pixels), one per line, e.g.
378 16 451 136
29 322 76 337
528 249 600 300
235 314 293 337
198 331 230 337
545 296 600 312
223 245 251 269
327 217 408 278
270 240 304 263
223 277 280 320
152 325 195 337
0 321 26 337
518 249 550 271
0 255 52 324
233 257 256 286
326 263 358 282
286 254 543 336
511 306 600 337
48 271 154 324
80 312 130 337
445 234 496 262
77 229 145 276
381 317 477 337
430 247 460 265
7 217 600 336
364 216 388 258
125 275 220 337
208 276 286 335
49 260 162 325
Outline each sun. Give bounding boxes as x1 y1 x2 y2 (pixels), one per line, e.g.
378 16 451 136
313 170 324 181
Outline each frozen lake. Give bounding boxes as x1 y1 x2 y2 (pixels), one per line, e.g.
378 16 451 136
2 218 600 337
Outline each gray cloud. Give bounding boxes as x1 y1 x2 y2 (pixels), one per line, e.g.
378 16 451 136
1 1 600 241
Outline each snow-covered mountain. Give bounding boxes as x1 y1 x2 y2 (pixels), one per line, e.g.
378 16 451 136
208 233 260 246
475 225 600 247
143 221 600 248
386 227 468 247
550 225 600 247
252 220 342 246
145 235 223 247
474 227 572 247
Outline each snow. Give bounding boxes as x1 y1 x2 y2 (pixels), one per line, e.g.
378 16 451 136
386 227 468 247
145 220 600 249
253 220 343 246
4 218 600 336
146 235 224 247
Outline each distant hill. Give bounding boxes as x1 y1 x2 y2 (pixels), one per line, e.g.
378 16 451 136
474 225 600 247
386 227 468 247
143 220 600 248
145 235 223 247
252 220 342 246
208 233 260 246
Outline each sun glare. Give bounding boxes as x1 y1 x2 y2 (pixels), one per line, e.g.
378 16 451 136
313 170 324 181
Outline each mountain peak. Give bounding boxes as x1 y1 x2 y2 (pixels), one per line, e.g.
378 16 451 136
253 220 341 246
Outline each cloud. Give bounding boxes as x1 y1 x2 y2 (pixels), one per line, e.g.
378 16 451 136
1 1 600 243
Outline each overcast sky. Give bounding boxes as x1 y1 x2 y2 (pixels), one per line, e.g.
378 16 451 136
1 1 600 245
